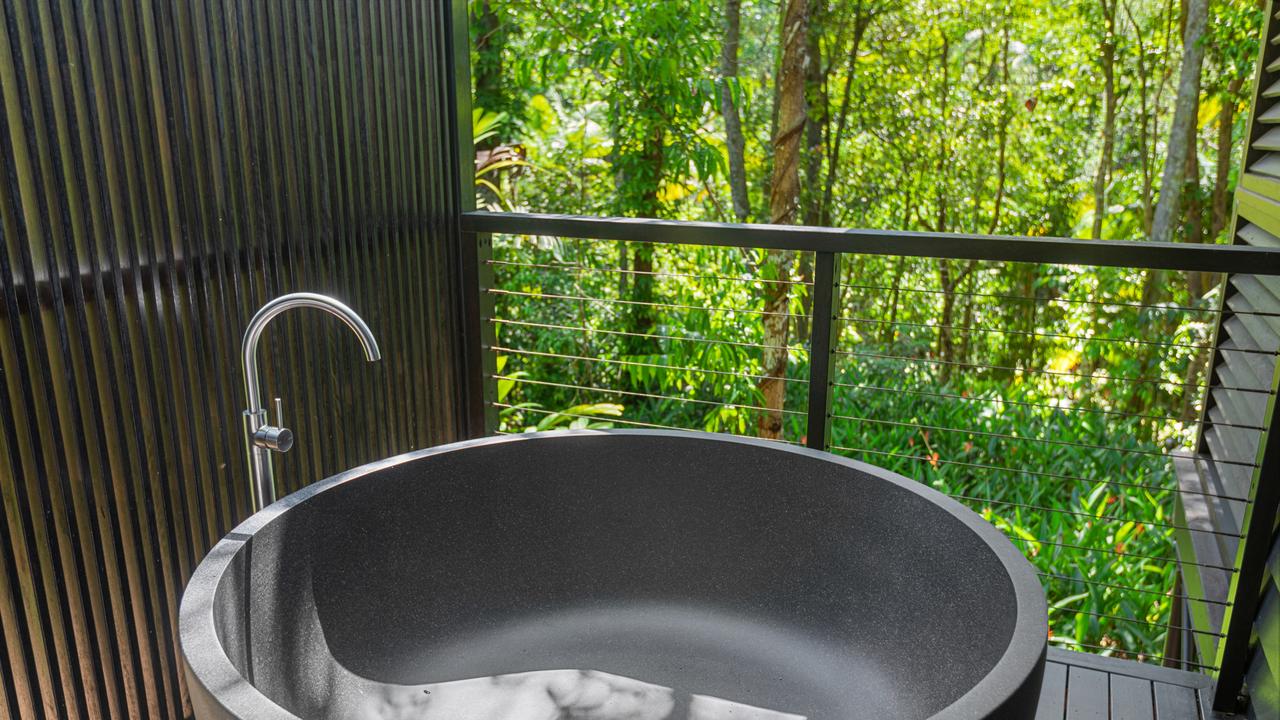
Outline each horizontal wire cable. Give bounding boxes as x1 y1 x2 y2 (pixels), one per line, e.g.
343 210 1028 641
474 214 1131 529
490 256 1274 327
493 346 809 384
498 317 1234 395
833 412 1177 462
833 377 1268 432
837 314 1278 360
830 445 1251 503
494 322 1265 431
835 347 1212 391
830 379 1209 427
838 449 1248 535
489 288 811 319
488 258 814 287
491 374 807 417
1036 572 1230 606
1045 639 1219 670
950 494 1243 538
1012 536 1238 573
491 402 684 431
490 402 802 446
1046 607 1226 638
829 411 1258 468
491 317 802 353
838 280 1244 316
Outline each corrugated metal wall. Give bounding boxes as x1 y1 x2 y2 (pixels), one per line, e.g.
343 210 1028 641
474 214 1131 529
0 1 467 718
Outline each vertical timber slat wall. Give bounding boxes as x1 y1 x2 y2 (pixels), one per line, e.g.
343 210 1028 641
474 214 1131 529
1196 0 1280 714
0 2 467 719
1218 2 1280 711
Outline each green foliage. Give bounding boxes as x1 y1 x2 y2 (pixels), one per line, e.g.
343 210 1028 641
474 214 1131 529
470 0 1263 662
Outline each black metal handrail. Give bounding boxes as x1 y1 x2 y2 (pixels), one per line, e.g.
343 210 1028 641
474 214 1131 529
462 211 1280 274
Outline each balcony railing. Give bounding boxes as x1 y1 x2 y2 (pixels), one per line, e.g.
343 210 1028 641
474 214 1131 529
461 210 1280 698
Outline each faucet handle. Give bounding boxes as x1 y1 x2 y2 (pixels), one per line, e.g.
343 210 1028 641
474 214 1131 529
253 424 293 453
251 397 293 452
250 422 291 450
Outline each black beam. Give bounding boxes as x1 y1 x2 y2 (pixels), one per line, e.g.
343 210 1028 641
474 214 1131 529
462 211 1280 276
805 252 839 451
451 0 493 438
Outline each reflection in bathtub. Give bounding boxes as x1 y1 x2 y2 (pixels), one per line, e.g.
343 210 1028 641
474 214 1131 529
335 669 806 720
341 669 672 720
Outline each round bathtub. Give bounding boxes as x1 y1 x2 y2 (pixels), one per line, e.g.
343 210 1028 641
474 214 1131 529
180 430 1047 719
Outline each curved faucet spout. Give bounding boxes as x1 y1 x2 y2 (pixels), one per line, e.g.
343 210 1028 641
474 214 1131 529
240 292 381 510
241 292 381 412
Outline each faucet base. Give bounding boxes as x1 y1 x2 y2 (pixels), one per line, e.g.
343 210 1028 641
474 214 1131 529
243 409 276 510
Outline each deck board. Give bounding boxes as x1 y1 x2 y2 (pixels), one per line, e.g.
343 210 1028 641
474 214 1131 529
1044 649 1233 720
1110 674 1155 720
1153 682 1200 720
1067 666 1112 718
1035 662 1068 719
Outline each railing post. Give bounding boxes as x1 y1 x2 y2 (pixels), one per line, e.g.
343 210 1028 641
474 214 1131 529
461 232 499 438
805 252 840 451
1213 362 1280 711
449 0 497 438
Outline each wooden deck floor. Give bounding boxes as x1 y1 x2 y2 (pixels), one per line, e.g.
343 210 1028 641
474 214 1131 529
1038 649 1233 719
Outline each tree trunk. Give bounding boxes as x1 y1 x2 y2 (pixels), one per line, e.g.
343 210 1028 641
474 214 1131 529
758 0 807 440
932 35 956 373
720 0 751 223
1091 0 1118 239
1184 87 1203 245
1178 27 1205 297
797 1 828 341
881 196 913 345
956 262 979 369
1190 77 1245 298
990 20 1013 235
883 257 906 344
1125 0 1176 237
803 0 827 227
1125 1 1156 236
820 11 870 226
1211 77 1245 238
624 124 665 356
937 261 957 383
1185 114 1211 296
629 244 656 341
1150 0 1209 244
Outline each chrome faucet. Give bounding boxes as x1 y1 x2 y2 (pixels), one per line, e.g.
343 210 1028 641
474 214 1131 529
241 293 381 511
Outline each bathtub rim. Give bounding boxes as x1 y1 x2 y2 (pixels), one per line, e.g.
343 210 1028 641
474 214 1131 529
178 428 1048 720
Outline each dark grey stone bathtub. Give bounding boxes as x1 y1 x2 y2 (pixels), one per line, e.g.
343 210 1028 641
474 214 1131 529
179 430 1047 719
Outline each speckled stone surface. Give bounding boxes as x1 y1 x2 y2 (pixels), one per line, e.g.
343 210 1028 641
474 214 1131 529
180 430 1047 719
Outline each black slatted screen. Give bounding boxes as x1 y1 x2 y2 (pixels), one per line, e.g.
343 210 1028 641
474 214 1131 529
0 1 467 718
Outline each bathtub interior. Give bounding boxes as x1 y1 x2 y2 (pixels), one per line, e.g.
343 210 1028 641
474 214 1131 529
208 433 1020 719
